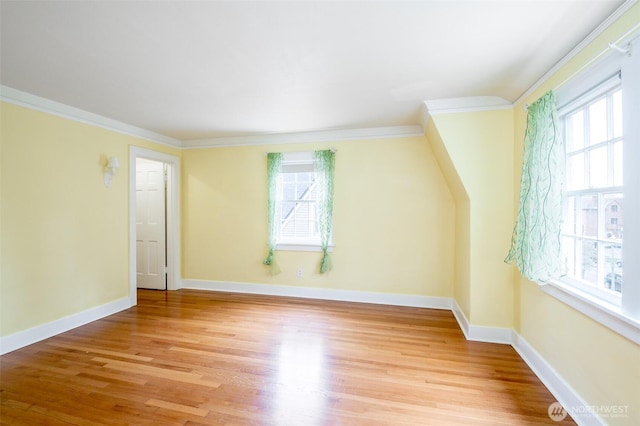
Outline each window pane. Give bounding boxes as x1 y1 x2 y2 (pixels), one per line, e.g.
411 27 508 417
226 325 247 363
604 243 623 293
294 204 309 237
578 195 598 237
567 153 584 190
282 202 295 219
581 240 598 284
283 182 295 199
604 193 623 240
566 110 584 151
604 270 622 292
613 90 623 138
563 236 577 277
563 196 576 235
281 215 294 237
588 146 607 188
295 182 309 199
613 141 623 186
589 98 607 145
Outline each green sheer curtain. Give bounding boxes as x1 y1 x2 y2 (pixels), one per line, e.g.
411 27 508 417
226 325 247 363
505 90 566 283
263 152 282 275
314 150 335 273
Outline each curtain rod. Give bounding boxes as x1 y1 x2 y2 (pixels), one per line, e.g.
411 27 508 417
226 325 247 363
523 22 640 113
552 24 638 93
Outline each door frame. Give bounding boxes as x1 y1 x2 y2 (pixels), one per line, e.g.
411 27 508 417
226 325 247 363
129 146 181 306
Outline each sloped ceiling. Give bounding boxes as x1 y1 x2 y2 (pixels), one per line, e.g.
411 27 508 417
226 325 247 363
0 1 628 143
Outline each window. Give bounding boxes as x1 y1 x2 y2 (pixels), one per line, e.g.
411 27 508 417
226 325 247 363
263 150 335 275
554 40 640 340
560 81 623 302
275 151 334 251
279 154 322 246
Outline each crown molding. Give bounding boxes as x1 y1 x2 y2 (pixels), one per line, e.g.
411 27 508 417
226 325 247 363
1 85 424 149
182 125 425 149
0 85 183 148
422 96 512 118
419 96 514 133
514 0 639 106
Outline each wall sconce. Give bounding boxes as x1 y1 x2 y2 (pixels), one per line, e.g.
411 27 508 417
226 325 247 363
104 156 120 188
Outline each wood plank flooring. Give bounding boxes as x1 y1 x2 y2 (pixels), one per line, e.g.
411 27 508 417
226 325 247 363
1 289 575 425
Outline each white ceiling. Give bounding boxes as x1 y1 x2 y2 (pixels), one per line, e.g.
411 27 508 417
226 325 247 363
0 1 628 143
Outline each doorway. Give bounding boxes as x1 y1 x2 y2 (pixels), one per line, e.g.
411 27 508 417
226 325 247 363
136 158 167 290
129 147 180 306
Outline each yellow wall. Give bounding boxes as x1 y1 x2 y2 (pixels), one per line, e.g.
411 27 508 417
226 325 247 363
427 109 515 328
182 136 455 297
424 120 471 318
0 102 180 336
2 3 638 420
512 4 640 424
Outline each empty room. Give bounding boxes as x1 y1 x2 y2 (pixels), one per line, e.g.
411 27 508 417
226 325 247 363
1 1 639 425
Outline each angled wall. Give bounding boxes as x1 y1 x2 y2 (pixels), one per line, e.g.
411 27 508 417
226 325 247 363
424 120 471 320
425 108 515 330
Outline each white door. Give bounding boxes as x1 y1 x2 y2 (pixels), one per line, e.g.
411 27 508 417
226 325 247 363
136 158 166 290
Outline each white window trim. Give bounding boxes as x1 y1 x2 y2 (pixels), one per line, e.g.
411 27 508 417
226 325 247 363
276 243 335 252
543 279 640 345
549 35 640 344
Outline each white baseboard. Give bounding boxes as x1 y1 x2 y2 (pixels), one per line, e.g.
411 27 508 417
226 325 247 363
180 279 453 310
451 299 514 344
512 333 604 426
451 300 599 425
0 296 131 355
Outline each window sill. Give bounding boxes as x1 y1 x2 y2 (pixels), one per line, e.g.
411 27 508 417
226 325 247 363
276 243 334 253
542 279 640 345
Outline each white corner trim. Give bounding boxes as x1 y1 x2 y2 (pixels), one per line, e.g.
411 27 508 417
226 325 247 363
451 299 471 339
541 281 640 346
180 279 452 310
182 125 425 149
451 300 514 344
512 333 605 426
0 296 131 355
423 96 513 117
0 85 183 148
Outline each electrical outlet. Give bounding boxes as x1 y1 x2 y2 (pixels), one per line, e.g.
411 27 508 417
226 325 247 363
297 268 303 277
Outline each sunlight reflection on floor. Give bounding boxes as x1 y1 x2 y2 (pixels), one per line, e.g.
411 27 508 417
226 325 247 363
273 331 329 425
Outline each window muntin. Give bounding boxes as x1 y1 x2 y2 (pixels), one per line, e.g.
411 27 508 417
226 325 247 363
560 84 623 300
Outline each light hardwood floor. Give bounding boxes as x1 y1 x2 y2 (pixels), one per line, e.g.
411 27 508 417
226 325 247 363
0 289 575 425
